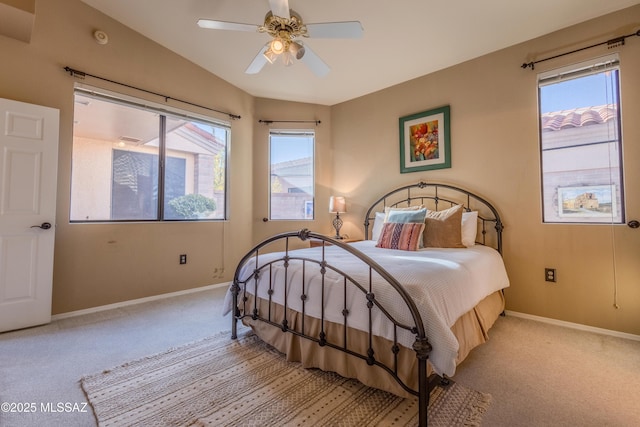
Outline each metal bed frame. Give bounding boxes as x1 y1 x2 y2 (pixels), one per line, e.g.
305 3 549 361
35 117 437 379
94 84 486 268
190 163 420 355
231 181 504 427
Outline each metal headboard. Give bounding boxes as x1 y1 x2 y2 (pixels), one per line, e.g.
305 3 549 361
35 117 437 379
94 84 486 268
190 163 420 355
364 181 504 254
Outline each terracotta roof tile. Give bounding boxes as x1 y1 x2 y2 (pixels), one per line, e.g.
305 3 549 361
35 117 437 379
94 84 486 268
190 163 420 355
540 105 617 131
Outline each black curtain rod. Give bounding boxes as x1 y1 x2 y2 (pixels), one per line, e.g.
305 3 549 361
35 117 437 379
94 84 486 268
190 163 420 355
258 119 321 125
521 29 640 70
64 66 241 120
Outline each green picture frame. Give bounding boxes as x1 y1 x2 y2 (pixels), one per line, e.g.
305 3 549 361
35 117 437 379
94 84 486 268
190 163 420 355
399 105 451 173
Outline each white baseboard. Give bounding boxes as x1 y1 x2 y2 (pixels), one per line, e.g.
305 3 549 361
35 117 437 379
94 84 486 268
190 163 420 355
505 310 640 342
51 282 231 321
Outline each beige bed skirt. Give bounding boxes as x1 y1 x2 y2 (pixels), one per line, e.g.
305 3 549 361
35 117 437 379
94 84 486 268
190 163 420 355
239 290 505 398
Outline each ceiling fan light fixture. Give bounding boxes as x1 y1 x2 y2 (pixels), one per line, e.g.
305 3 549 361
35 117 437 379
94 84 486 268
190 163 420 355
289 41 305 60
263 47 278 64
282 51 294 67
270 37 286 54
198 5 362 76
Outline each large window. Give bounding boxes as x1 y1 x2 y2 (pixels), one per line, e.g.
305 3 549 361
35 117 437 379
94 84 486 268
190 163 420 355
269 130 314 220
71 88 228 222
538 54 624 224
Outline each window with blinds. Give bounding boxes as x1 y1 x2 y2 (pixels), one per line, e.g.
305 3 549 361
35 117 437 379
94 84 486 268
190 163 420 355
538 54 624 224
70 87 229 222
269 130 315 220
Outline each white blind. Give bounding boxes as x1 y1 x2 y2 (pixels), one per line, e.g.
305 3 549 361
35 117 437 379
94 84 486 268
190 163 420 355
538 53 619 87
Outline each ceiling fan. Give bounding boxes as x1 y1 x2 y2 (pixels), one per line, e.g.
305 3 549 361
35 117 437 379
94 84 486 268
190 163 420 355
197 0 363 77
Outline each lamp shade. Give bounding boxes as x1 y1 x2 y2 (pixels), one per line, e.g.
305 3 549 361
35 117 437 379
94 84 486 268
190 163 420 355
329 196 346 213
263 47 278 64
289 41 305 59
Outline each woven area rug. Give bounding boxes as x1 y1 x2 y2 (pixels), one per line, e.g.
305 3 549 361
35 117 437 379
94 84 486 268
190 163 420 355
80 331 491 426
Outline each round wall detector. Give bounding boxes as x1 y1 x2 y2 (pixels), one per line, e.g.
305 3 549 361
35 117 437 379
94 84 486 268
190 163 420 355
93 30 109 45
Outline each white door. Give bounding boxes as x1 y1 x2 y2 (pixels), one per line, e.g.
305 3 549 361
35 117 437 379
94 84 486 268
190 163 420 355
0 98 59 332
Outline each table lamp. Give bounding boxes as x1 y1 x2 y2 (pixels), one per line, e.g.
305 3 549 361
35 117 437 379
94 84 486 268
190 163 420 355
329 196 346 239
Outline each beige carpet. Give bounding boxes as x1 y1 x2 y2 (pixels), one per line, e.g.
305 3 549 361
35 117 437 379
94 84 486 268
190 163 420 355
80 331 491 426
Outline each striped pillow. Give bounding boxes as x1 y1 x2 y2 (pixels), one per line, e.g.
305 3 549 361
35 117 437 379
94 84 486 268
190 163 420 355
376 222 425 251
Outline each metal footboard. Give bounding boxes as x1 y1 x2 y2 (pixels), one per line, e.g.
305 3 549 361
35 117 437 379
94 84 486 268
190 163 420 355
232 229 432 427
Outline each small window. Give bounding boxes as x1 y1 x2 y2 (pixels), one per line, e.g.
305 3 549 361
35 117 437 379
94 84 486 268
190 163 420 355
269 130 314 220
71 88 229 222
538 54 624 224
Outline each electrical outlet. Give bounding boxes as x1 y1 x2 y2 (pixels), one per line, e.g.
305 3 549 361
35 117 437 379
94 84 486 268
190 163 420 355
179 254 187 265
545 268 556 282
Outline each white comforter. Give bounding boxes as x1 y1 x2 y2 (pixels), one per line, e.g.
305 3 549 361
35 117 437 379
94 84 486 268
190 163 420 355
224 240 510 377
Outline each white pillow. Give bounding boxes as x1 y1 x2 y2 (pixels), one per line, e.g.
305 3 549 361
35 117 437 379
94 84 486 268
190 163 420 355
461 211 478 247
370 212 386 241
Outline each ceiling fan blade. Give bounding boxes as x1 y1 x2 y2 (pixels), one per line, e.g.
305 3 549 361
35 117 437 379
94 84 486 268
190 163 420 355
306 21 364 39
299 44 330 77
268 0 290 19
197 19 258 32
245 44 270 74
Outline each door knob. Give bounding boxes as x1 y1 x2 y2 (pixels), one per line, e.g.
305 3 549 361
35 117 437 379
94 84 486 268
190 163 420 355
628 220 640 229
31 222 52 230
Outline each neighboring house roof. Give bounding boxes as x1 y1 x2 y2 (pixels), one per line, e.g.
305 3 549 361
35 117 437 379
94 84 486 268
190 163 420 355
271 157 313 176
271 157 313 194
168 122 226 153
540 105 617 131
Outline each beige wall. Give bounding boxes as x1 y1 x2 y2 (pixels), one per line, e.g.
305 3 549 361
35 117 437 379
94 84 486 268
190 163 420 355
2 0 34 11
330 6 640 335
0 0 254 314
1 0 638 336
0 0 34 42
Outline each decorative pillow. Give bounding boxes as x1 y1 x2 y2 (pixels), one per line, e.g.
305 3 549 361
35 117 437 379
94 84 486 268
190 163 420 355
383 205 425 222
461 211 478 247
423 205 465 248
370 212 386 241
386 207 427 224
384 206 427 248
376 222 425 251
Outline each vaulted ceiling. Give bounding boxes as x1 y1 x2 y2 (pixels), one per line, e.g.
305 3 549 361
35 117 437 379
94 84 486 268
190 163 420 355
80 0 640 106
